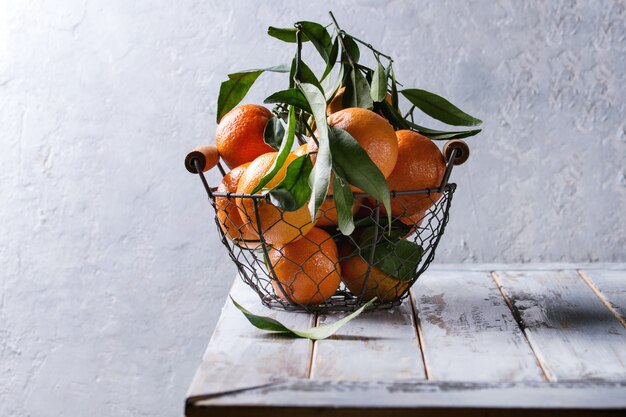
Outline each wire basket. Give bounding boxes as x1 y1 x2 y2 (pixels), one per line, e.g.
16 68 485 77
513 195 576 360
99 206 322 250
185 140 469 312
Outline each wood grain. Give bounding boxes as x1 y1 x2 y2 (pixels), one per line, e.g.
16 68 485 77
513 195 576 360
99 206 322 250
411 270 545 381
495 269 626 381
429 263 626 272
188 380 626 417
579 269 626 327
311 300 426 381
186 278 315 401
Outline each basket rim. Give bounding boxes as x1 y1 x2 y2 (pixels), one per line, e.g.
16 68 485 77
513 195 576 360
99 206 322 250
210 182 456 200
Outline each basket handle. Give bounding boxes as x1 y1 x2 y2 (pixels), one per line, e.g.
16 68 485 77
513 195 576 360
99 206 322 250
443 139 470 166
185 145 219 173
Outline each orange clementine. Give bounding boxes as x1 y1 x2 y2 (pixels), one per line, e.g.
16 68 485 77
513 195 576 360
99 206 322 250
316 190 362 227
236 152 314 245
292 143 309 157
325 108 398 180
339 241 409 302
378 130 446 217
215 163 261 248
269 227 341 306
216 104 275 169
327 86 396 115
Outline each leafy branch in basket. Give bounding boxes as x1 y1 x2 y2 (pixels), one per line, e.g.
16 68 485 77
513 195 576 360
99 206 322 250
215 11 482 234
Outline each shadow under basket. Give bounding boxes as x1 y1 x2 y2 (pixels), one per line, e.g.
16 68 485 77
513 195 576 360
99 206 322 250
185 140 469 312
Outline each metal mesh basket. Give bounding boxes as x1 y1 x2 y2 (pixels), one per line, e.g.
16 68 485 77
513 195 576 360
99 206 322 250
185 140 468 312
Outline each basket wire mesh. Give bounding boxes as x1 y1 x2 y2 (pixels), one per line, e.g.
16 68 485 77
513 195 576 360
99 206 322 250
189 146 461 312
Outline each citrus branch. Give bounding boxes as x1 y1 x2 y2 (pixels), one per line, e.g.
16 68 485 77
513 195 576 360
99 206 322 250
328 11 393 63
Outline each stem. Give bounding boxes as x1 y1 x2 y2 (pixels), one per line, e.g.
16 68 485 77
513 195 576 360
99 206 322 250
328 11 393 63
349 34 393 62
328 11 354 66
294 25 302 84
404 105 416 119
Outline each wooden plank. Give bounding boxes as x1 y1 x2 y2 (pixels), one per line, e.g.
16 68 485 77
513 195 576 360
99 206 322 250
311 300 425 381
186 277 315 401
410 270 545 381
188 380 626 417
429 263 626 272
579 269 626 327
495 270 626 381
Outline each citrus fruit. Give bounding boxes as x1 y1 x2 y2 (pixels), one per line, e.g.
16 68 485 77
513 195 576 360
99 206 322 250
316 188 362 227
327 86 396 115
315 108 399 180
339 241 409 302
215 163 261 248
269 227 341 306
216 104 275 169
292 143 309 157
377 130 446 217
236 152 314 245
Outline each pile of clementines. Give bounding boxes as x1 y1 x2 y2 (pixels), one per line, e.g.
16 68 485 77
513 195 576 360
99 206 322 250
195 14 481 309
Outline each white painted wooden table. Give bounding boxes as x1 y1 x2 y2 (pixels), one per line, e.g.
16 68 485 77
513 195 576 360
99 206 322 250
185 264 626 416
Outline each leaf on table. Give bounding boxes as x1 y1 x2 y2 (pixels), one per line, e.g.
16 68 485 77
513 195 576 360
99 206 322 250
230 296 377 340
401 88 482 127
217 65 290 122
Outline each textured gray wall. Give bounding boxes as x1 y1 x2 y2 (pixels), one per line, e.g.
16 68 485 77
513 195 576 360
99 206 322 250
1 0 624 416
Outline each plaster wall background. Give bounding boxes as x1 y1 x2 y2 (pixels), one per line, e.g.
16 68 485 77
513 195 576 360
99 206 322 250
0 1 624 416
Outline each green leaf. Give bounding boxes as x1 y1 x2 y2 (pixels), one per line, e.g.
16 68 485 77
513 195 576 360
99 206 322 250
332 170 355 235
290 57 324 93
382 240 424 281
251 105 296 194
325 63 345 103
217 65 290 122
263 116 285 151
320 37 339 82
267 26 310 43
230 297 292 332
342 34 360 63
371 61 387 102
352 216 412 237
267 154 313 211
378 100 409 130
400 88 482 127
356 228 424 281
297 21 332 63
409 122 482 140
264 89 312 113
298 83 331 222
343 67 373 109
389 65 399 109
231 296 376 340
328 127 391 224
